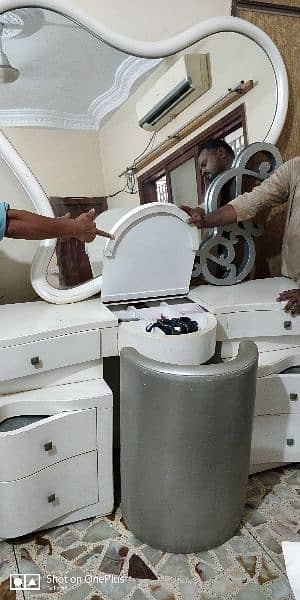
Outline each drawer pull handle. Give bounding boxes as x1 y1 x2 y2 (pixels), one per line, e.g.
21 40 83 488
286 438 295 447
31 356 41 366
44 441 53 452
290 393 298 401
48 493 56 503
284 321 292 330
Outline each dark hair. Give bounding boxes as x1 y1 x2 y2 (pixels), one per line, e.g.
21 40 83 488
199 138 235 159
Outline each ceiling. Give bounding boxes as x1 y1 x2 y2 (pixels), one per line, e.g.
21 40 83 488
0 8 161 130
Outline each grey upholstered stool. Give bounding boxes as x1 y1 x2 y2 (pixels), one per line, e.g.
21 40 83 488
120 341 258 553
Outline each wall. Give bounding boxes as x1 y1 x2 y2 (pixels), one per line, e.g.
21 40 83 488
98 31 277 208
232 0 300 276
3 128 105 197
67 0 231 41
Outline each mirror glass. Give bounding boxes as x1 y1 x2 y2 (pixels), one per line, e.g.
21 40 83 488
0 8 279 296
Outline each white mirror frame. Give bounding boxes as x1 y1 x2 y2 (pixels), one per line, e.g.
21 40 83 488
0 1 288 304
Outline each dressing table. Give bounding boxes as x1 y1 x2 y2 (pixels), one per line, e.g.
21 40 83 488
0 2 294 540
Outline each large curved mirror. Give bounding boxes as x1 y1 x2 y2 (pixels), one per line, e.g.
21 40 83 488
0 6 288 303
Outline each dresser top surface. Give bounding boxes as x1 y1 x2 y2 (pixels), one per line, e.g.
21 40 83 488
0 299 117 346
189 277 295 315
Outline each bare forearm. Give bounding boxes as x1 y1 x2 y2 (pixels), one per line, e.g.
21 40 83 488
203 204 237 228
6 210 77 240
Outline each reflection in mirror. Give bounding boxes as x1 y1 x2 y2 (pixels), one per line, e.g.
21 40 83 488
0 8 281 297
0 8 161 290
0 154 39 303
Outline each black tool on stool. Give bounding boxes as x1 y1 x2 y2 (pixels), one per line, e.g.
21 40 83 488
146 316 198 335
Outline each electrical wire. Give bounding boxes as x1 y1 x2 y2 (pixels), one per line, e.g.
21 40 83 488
107 132 157 198
106 181 128 198
132 131 157 167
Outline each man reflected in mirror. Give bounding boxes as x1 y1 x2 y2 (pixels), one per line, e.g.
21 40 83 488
182 138 236 282
197 138 235 190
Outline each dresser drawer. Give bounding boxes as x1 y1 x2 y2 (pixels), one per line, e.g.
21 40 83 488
0 408 97 480
251 414 300 465
0 329 101 382
0 451 98 538
227 310 300 339
255 374 300 416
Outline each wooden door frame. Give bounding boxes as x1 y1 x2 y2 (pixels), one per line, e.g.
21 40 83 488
232 0 300 16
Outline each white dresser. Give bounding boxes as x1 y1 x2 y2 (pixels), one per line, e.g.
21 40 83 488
0 299 118 538
189 277 300 472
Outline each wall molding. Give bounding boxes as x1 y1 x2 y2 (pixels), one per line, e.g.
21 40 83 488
232 0 300 17
89 55 161 129
0 56 161 131
0 8 46 38
0 108 96 130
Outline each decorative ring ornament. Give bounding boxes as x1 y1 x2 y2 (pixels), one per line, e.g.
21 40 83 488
196 142 283 285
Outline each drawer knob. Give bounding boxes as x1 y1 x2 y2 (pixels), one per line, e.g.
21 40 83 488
290 393 298 401
284 320 292 330
48 493 56 503
31 356 41 366
286 438 295 447
44 441 53 452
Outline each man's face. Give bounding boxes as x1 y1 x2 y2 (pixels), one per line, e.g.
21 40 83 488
198 148 229 184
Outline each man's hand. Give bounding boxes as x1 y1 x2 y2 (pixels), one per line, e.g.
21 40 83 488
277 289 300 315
180 204 237 229
71 209 114 242
6 207 114 241
180 205 206 228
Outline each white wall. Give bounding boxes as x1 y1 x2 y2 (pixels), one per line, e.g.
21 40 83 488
98 32 277 207
3 128 105 197
68 0 231 41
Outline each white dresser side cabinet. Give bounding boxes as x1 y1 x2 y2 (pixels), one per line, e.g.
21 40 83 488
0 300 117 539
0 299 118 395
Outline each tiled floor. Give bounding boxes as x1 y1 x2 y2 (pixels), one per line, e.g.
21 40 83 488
1 464 299 600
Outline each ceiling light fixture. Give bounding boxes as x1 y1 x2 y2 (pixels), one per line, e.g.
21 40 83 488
0 23 19 83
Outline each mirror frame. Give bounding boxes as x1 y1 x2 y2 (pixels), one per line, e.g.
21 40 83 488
0 2 288 303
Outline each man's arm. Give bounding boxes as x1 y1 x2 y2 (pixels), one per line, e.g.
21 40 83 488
228 158 291 221
180 204 237 228
181 158 293 228
5 208 113 242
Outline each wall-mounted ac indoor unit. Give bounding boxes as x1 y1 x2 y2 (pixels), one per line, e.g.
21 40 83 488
136 54 210 131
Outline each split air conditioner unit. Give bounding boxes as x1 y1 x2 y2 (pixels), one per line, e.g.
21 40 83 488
136 54 210 131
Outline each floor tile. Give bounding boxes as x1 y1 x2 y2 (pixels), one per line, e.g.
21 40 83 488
0 540 23 599
4 466 300 599
243 464 300 575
